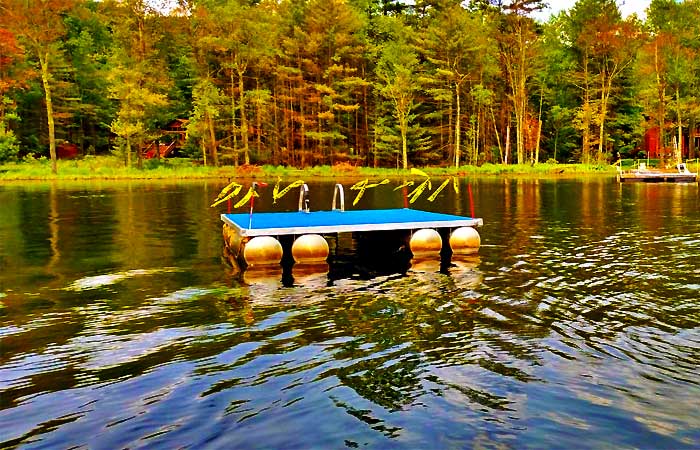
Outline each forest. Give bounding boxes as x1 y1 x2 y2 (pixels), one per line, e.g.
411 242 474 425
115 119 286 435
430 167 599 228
1 0 699 174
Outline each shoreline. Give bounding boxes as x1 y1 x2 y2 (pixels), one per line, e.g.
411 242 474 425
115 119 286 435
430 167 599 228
0 157 622 182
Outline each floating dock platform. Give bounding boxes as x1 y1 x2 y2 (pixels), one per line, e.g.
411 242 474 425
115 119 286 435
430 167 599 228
221 208 483 268
219 183 483 268
221 209 483 237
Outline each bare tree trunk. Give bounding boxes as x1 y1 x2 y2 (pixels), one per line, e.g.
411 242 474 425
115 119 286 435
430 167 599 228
230 67 239 166
201 135 208 167
256 79 262 158
207 111 218 166
676 86 683 164
355 105 359 161
535 84 543 164
475 103 481 164
300 91 306 167
655 41 666 165
505 124 511 165
401 117 408 170
273 82 279 165
126 135 132 168
238 70 250 165
454 82 461 167
447 88 453 164
598 69 613 163
286 79 293 165
39 52 57 175
689 116 696 158
581 52 592 164
136 10 145 171
136 140 143 169
362 64 369 161
515 28 527 165
491 106 503 163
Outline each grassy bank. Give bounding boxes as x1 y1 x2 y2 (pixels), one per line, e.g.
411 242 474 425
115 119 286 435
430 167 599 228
0 155 629 182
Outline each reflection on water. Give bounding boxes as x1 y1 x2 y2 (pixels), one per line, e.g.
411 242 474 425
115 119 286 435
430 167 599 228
1 179 699 449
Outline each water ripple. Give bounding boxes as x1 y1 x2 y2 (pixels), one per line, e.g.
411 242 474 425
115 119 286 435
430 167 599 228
2 180 699 449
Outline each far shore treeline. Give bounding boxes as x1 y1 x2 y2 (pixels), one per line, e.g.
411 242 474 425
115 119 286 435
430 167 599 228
1 0 700 176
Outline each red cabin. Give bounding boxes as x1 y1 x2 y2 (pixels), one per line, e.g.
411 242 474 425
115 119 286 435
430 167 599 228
142 119 189 159
57 142 79 159
641 124 699 160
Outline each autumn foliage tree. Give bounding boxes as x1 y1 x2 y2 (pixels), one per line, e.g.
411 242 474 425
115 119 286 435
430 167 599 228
0 0 77 173
495 0 545 164
640 0 700 165
0 28 28 162
2 0 700 169
104 0 169 168
0 29 27 122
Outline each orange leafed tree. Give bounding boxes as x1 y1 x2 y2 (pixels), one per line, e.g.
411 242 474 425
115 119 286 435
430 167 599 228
0 0 76 174
590 19 640 162
0 28 31 122
496 0 545 165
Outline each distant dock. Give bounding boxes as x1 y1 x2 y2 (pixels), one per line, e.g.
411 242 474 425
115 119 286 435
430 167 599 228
618 172 698 183
617 162 698 183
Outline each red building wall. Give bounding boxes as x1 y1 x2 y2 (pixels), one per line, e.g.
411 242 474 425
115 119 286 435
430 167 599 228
643 127 661 159
642 126 696 159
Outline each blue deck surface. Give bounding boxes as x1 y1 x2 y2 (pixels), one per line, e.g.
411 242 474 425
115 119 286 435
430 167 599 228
221 208 482 237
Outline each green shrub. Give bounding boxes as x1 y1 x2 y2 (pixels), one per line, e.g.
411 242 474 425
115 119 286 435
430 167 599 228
0 126 19 163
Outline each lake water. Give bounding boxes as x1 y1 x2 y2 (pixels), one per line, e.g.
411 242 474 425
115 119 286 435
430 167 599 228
1 177 699 449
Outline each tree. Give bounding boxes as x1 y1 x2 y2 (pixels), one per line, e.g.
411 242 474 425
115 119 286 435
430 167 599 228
642 0 700 165
536 14 581 163
423 4 496 167
62 3 115 155
0 28 28 162
565 0 640 163
376 25 419 170
0 0 77 174
305 0 365 164
591 18 639 162
0 29 27 125
201 0 278 166
190 78 223 166
495 0 545 164
104 0 170 168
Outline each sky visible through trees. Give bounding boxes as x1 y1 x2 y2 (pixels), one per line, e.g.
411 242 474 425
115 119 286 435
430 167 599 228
0 0 699 171
534 0 650 21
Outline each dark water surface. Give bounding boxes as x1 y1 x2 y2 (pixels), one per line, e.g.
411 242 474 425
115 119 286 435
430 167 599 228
1 178 698 449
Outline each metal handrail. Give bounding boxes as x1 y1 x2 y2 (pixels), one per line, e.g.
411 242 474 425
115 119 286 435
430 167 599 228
332 184 345 212
249 181 265 228
298 183 310 213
